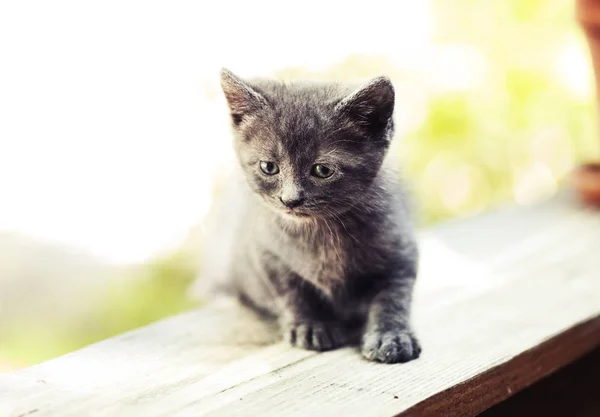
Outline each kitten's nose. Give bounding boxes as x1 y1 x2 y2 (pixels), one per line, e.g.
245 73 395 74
280 185 305 209
280 196 305 208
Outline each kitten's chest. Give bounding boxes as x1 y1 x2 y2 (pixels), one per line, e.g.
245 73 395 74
278 224 361 296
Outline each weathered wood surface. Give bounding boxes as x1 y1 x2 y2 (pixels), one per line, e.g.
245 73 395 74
1 191 599 417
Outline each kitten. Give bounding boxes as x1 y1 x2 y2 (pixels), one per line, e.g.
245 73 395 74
203 69 421 363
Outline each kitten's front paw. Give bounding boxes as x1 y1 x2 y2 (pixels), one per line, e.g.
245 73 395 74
283 322 346 351
361 329 421 364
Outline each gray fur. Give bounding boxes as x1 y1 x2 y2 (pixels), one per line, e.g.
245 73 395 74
208 69 421 363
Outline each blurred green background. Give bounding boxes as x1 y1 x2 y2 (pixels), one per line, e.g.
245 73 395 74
1 0 598 370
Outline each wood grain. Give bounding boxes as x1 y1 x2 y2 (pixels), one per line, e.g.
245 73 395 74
480 345 600 417
1 191 599 417
406 318 600 417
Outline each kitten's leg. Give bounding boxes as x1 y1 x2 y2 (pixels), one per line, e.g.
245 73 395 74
361 269 421 364
277 274 347 352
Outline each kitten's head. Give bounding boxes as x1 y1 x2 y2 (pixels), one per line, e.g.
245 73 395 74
220 69 395 219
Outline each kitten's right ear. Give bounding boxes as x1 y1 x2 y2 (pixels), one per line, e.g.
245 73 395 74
220 68 266 126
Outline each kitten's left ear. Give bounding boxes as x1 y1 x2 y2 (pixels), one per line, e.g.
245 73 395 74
220 68 267 126
336 76 395 135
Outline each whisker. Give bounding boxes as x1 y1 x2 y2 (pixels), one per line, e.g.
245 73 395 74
332 211 361 245
322 216 342 264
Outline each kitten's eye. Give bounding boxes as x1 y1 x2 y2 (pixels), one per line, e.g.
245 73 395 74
311 164 334 179
260 161 279 175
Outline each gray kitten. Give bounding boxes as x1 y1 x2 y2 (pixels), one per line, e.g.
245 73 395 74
205 69 420 363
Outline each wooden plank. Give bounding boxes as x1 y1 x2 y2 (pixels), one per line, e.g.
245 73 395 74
479 346 600 417
1 191 599 417
406 318 600 417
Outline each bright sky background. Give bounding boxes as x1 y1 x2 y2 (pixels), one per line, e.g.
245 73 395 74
0 1 433 264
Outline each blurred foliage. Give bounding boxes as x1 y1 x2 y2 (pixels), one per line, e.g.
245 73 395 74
2 0 599 368
91 251 198 335
277 0 599 224
1 251 198 366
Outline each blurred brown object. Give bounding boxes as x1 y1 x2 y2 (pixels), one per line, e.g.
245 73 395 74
573 163 600 206
578 0 600 101
575 0 600 207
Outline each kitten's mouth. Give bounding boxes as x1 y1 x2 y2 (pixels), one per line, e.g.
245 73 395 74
263 198 315 219
283 208 310 217
278 205 314 218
